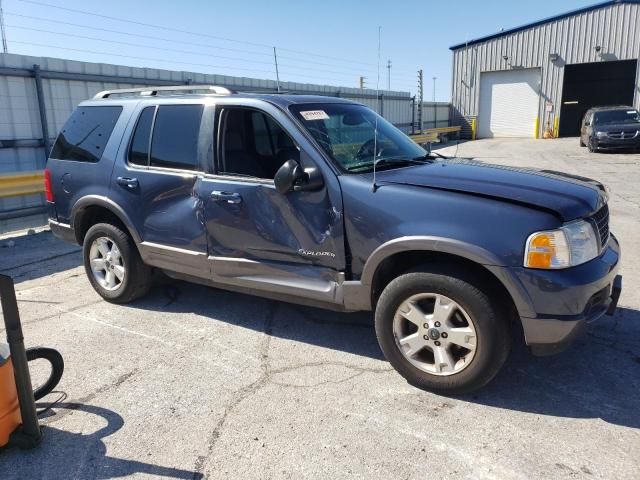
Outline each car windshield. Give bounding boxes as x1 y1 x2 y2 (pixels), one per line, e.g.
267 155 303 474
593 109 640 125
289 103 427 172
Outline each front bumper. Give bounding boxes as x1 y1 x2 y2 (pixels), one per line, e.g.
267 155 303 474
594 137 640 150
514 234 622 355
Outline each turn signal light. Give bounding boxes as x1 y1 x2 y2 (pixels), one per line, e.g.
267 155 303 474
524 230 570 269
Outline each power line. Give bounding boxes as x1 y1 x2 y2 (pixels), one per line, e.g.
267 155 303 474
6 24 384 79
5 12 404 78
5 12 272 58
16 0 403 70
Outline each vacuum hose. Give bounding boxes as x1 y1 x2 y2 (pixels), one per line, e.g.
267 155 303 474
26 347 64 401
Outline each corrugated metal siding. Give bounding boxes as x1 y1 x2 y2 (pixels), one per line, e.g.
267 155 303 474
451 2 640 136
0 53 414 232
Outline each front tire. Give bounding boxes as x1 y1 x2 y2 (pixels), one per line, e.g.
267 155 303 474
375 268 511 394
83 223 151 303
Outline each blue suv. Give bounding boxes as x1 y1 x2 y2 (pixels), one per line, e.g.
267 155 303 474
46 85 622 393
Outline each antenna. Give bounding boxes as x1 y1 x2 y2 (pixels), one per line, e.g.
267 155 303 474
0 0 8 53
273 46 281 93
372 25 381 193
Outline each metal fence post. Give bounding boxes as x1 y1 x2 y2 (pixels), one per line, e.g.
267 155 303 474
32 65 51 166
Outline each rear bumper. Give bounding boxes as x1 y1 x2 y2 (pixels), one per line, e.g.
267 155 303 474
48 219 77 244
514 234 622 355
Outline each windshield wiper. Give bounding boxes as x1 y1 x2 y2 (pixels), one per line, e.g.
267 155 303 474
346 157 429 172
415 151 448 160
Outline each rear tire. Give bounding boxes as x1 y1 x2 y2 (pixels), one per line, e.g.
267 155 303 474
83 223 151 303
375 268 511 394
588 139 598 153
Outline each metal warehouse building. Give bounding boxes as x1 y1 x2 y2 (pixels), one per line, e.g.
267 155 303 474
450 0 640 138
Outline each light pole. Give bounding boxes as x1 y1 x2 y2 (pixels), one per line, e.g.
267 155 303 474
432 76 437 102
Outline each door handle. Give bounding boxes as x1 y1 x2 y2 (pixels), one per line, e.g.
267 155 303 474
116 177 139 190
211 191 242 204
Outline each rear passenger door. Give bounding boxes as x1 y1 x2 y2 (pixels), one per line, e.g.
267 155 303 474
110 102 211 278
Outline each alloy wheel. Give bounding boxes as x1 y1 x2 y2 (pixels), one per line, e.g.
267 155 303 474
392 293 477 376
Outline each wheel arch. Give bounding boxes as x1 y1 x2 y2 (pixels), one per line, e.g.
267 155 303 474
360 236 535 319
71 196 142 246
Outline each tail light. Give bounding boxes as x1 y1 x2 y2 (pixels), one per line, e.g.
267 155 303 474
44 168 54 202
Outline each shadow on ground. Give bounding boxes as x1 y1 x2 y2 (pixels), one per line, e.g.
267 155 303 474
1 402 202 480
460 306 640 429
0 231 81 283
136 282 640 429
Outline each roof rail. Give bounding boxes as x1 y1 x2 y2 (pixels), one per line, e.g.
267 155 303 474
93 85 235 99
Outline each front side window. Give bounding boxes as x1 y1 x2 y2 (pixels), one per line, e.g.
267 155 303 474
594 109 640 125
51 106 122 162
150 104 203 170
289 103 425 172
217 108 298 180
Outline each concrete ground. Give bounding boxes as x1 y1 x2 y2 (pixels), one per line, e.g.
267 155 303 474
1 137 639 479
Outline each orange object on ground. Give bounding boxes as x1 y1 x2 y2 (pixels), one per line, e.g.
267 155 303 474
0 346 22 448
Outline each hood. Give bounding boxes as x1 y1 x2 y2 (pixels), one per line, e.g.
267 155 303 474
376 159 606 221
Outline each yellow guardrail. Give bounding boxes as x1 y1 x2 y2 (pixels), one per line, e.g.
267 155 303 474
410 126 462 144
0 171 45 199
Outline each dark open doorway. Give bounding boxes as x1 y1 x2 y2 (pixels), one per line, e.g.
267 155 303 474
559 59 637 137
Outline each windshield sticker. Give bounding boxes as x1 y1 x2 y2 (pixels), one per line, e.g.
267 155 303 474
300 110 330 121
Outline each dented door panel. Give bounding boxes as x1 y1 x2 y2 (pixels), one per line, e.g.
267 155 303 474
199 177 345 271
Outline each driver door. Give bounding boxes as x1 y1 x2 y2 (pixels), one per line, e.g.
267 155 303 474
197 103 346 304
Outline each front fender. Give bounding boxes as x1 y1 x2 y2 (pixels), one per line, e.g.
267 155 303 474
342 236 536 317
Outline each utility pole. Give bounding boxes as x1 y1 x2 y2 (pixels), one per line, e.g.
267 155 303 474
386 59 391 90
359 76 366 89
0 0 8 54
432 76 437 102
417 69 424 133
273 46 281 93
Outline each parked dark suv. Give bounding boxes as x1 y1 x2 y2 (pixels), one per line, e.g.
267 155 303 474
580 105 640 152
46 86 622 394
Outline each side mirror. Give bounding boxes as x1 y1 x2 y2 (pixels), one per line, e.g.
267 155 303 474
274 159 305 194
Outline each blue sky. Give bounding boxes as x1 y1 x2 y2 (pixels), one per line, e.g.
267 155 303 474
2 0 598 100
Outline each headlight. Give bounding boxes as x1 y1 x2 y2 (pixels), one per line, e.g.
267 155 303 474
595 131 608 138
524 220 599 269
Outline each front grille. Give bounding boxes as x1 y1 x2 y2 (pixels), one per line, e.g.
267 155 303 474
591 204 609 248
607 130 639 139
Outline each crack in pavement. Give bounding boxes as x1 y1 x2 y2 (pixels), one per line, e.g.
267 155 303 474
192 301 276 478
192 302 393 477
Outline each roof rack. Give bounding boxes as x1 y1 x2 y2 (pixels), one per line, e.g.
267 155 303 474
93 85 235 99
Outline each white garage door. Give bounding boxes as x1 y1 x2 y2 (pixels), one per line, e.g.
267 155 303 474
478 69 541 138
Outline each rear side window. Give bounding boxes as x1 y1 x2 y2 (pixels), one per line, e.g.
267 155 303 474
129 106 155 166
150 105 203 170
51 106 122 162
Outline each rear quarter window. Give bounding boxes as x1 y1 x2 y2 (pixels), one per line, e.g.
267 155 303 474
50 106 123 162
